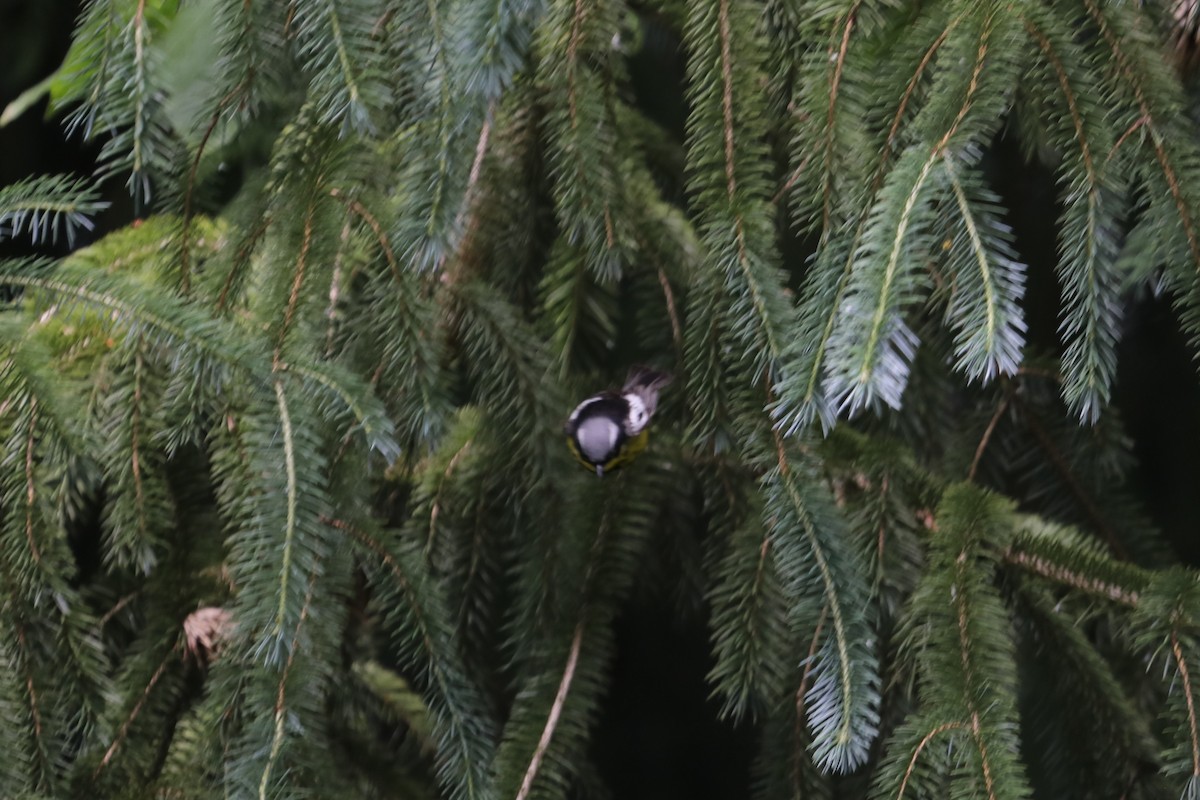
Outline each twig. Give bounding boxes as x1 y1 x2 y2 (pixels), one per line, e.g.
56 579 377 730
968 391 1012 481
515 623 585 800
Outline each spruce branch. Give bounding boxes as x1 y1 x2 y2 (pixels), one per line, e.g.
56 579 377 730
329 188 400 277
823 145 940 413
217 214 273 314
824 5 1005 416
1021 10 1124 422
1013 394 1128 558
683 263 743 454
418 415 477 556
1012 584 1164 798
255 564 320 800
448 280 560 476
91 643 178 783
179 83 245 296
1128 570 1200 795
787 6 968 431
493 460 667 800
1084 0 1200 270
210 0 288 122
749 613 837 800
939 152 1026 383
206 386 347 796
707 509 792 721
1170 628 1200 789
391 0 495 274
539 237 618 377
274 359 400 462
879 484 1030 800
10 619 51 792
819 4 861 234
416 0 457 254
781 0 906 235
685 0 802 439
267 381 300 645
357 266 450 447
514 621 584 800
536 0 629 280
0 326 95 596
333 517 496 800
97 333 173 573
657 267 685 358
492 612 611 800
764 440 880 772
446 106 495 270
291 0 389 133
0 175 108 247
0 259 272 379
893 721 966 800
0 335 110 790
967 388 1013 481
1005 516 1149 606
64 0 183 206
462 0 539 98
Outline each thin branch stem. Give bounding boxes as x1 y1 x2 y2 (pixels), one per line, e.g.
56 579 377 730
1014 395 1128 558
1003 547 1141 605
657 267 684 359
24 399 41 566
94 645 177 780
820 2 861 233
792 606 828 795
953 553 997 800
1083 0 1200 269
274 204 316 365
259 565 320 800
330 188 400 280
514 622 585 800
895 722 964 800
181 85 244 294
968 390 1012 481
1171 628 1200 782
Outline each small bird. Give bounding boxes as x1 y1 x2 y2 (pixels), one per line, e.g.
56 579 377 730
564 367 671 476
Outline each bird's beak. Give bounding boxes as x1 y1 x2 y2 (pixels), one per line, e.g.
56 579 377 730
595 465 603 477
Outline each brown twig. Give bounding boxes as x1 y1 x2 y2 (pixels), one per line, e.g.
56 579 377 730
954 553 997 800
820 3 861 232
1003 548 1140 605
792 607 828 796
330 188 400 280
180 85 244 294
515 622 585 800
259 567 320 800
1015 395 1128 559
657 268 684 358
895 722 964 799
273 205 315 367
1172 628 1200 784
24 400 41 565
1083 0 1200 271
94 646 176 779
968 391 1012 481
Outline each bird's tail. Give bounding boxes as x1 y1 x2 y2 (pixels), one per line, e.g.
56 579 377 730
623 366 672 415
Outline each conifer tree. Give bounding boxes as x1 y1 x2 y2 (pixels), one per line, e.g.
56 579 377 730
3 1 1200 798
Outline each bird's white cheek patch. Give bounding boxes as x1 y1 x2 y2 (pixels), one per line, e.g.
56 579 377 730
624 394 648 433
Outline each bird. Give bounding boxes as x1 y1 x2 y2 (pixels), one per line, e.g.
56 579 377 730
564 367 671 476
